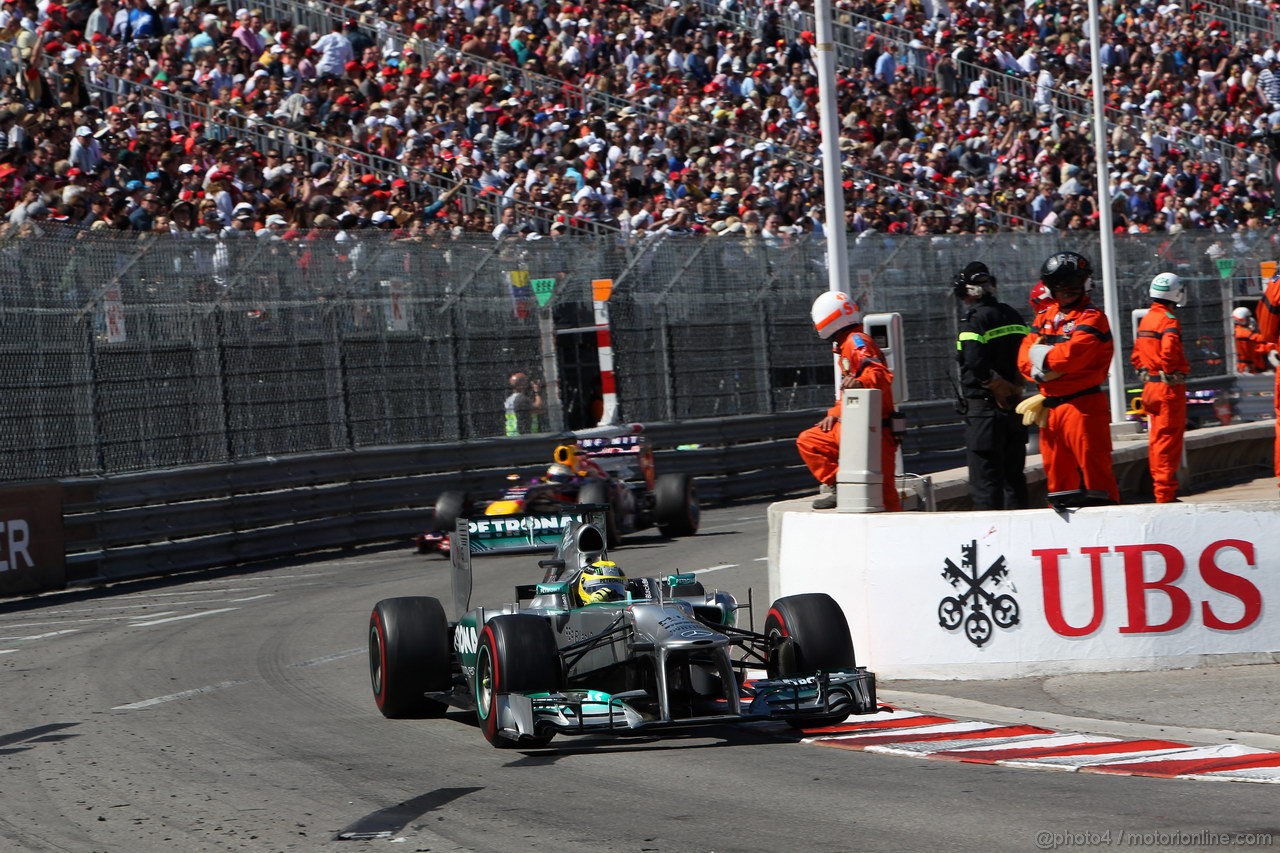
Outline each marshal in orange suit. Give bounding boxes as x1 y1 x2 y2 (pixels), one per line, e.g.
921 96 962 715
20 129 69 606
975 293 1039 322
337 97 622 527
1131 273 1190 503
1017 252 1120 507
1256 272 1280 486
797 291 901 511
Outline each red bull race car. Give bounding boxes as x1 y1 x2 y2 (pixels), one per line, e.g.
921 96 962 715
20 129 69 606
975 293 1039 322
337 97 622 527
415 424 699 554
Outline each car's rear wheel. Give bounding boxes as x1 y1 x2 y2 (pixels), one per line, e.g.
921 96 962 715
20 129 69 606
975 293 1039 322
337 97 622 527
764 593 856 728
369 597 452 719
475 615 561 748
577 480 620 549
433 490 467 533
655 472 700 538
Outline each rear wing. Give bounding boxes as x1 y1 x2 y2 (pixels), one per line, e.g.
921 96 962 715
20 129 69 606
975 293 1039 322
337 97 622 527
450 507 608 617
554 423 654 486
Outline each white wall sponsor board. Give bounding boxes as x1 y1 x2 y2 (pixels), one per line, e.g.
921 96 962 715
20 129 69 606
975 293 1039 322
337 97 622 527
774 502 1279 679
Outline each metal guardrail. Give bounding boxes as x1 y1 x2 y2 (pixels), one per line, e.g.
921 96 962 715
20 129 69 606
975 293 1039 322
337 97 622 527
58 400 968 584
1190 0 1280 43
55 374 1257 587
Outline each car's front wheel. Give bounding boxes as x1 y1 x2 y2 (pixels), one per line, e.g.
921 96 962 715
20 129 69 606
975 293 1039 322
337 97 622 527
475 615 561 748
764 593 856 728
369 597 452 719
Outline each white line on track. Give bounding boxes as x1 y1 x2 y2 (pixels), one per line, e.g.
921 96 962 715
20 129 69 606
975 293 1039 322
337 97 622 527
691 564 739 575
253 571 336 578
129 608 238 627
112 680 248 710
291 648 364 667
0 649 19 655
129 587 259 598
227 593 274 603
0 611 191 629
0 629 79 641
753 557 768 562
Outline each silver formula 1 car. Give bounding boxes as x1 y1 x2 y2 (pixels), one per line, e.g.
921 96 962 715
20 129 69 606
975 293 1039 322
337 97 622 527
369 510 877 748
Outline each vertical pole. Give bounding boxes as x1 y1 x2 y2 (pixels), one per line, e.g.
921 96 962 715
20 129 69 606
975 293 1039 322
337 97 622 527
538 309 564 433
814 0 853 403
1086 0 1127 423
86 310 105 474
814 0 850 297
592 278 618 426
214 306 235 461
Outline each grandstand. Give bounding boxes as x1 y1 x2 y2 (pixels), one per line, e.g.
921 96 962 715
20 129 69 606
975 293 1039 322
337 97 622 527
1 0 1278 239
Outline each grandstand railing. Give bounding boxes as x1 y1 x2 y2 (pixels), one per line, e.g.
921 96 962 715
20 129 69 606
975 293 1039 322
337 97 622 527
1188 0 1280 43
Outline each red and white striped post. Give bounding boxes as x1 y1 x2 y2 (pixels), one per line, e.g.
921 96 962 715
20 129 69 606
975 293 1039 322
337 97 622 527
592 278 618 426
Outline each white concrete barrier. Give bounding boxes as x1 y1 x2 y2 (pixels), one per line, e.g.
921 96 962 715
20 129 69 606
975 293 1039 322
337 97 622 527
768 501 1280 679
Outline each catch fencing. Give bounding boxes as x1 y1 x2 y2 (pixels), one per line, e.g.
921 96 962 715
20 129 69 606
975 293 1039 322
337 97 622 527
0 225 1264 483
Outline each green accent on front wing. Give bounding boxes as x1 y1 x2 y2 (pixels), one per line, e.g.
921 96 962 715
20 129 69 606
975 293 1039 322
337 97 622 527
528 689 617 714
535 581 569 596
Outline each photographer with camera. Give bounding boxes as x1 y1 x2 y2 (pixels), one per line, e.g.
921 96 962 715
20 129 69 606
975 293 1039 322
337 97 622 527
504 372 544 436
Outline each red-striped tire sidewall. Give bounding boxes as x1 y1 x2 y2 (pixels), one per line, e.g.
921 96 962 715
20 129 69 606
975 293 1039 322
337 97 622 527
370 609 390 712
477 622 501 743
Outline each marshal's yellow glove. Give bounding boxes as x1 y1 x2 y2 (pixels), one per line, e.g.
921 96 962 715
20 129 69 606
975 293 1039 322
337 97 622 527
1015 394 1048 428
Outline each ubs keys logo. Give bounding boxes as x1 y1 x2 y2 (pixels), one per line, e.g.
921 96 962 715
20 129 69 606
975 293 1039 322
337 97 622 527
939 540 1019 647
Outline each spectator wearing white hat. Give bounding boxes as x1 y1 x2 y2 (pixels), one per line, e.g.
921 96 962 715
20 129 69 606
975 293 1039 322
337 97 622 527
188 13 222 58
59 49 90 110
69 126 101 174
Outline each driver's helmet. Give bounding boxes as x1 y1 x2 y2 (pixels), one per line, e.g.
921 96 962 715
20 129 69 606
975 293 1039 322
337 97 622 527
577 560 627 605
546 463 575 484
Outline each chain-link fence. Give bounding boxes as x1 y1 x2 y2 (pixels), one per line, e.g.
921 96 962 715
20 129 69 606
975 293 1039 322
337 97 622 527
0 224 1265 481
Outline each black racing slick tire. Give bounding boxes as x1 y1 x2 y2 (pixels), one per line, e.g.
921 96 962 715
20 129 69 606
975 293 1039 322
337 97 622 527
474 615 561 748
433 490 467 534
577 480 620 549
655 472 700 538
764 593 856 729
369 597 452 719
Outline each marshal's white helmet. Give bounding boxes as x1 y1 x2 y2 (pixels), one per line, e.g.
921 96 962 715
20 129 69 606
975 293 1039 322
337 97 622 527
1149 272 1185 306
811 291 863 340
1233 306 1254 323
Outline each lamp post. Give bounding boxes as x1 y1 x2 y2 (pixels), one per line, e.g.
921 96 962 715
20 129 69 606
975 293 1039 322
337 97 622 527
1085 0 1128 423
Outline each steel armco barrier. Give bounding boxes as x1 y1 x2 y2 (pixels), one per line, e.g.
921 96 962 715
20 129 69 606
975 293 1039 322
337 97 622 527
56 400 962 586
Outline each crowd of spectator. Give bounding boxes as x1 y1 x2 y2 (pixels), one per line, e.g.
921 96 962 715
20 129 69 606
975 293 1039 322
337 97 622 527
4 0 1280 246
